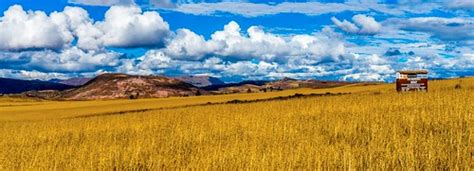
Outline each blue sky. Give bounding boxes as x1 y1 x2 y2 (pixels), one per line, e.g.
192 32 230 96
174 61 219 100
0 0 473 82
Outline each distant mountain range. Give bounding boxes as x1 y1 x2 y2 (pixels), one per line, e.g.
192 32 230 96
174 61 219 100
1 74 354 99
49 77 92 86
202 80 269 91
0 78 76 94
176 76 225 87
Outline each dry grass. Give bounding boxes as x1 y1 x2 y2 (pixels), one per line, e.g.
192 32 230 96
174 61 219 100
0 78 472 169
0 83 386 121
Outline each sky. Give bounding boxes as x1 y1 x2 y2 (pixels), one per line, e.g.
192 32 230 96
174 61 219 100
0 0 473 82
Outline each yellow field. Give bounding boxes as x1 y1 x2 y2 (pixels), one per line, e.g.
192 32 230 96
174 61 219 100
0 78 472 169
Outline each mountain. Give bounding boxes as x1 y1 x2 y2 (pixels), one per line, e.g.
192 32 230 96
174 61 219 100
2 74 354 100
50 78 92 86
0 78 76 94
202 80 269 91
60 73 200 100
176 76 225 87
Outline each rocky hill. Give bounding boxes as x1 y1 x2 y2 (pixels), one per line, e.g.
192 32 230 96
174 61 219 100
59 73 200 100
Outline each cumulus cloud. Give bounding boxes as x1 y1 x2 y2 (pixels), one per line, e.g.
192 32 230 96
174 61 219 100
339 53 394 81
332 14 381 35
331 17 359 33
96 5 170 48
136 50 174 70
34 47 121 72
342 72 385 82
0 47 121 72
0 5 170 51
48 6 105 50
0 69 70 80
352 15 382 34
0 68 107 80
0 5 72 51
225 61 278 77
162 21 346 63
164 29 219 60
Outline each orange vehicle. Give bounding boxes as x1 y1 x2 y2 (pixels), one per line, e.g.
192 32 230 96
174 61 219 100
396 70 428 92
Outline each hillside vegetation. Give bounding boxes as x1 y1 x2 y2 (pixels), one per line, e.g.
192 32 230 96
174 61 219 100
0 78 472 169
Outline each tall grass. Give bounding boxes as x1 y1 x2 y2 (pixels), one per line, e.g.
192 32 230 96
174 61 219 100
0 78 472 169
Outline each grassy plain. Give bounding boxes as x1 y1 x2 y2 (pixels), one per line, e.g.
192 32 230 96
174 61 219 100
0 78 472 169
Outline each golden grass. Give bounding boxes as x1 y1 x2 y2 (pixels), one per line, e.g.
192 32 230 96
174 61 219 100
0 78 472 169
0 83 387 121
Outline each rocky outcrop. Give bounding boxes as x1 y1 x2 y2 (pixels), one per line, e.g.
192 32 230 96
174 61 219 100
61 73 200 100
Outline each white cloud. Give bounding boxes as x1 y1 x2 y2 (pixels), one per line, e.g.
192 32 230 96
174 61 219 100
338 53 393 81
352 14 382 34
0 5 72 51
164 29 219 60
342 72 385 82
96 5 170 48
161 21 346 63
0 5 170 51
6 47 122 72
224 61 278 77
0 69 70 81
69 5 171 50
332 14 381 35
137 50 173 70
48 6 105 50
202 57 226 71
331 17 359 33
0 6 127 74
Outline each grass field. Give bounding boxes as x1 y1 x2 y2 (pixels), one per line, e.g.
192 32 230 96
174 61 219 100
0 78 472 169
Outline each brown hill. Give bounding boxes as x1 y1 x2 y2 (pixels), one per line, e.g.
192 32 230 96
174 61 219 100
60 73 200 100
